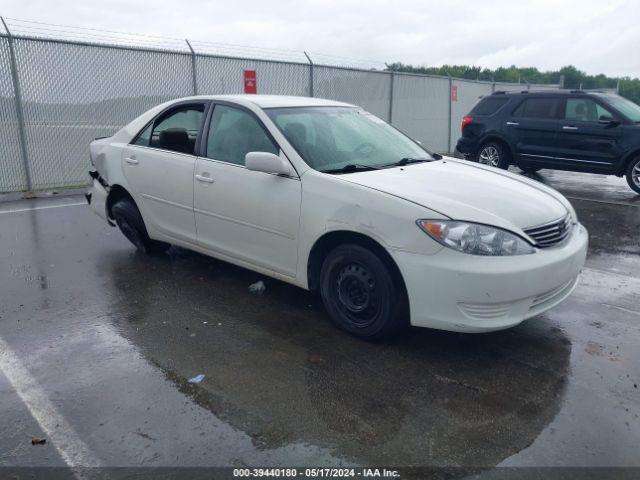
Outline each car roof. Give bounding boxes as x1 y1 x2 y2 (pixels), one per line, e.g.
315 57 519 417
174 94 356 109
492 89 613 97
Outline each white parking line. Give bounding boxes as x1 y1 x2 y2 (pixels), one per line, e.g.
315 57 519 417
0 202 87 215
0 336 102 470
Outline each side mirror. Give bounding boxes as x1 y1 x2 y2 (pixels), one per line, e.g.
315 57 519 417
245 151 292 176
598 115 620 126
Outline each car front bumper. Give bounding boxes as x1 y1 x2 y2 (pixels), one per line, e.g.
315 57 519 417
393 223 588 333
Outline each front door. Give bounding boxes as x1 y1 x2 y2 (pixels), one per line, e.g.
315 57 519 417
194 103 301 277
121 102 207 243
554 96 623 173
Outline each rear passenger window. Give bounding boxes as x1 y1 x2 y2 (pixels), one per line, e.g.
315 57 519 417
470 97 509 115
206 105 278 166
133 123 152 147
133 105 205 154
150 106 205 154
513 98 560 119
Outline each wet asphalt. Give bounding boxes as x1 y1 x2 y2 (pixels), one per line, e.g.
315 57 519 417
0 169 638 473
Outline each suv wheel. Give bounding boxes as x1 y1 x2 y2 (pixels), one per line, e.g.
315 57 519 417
319 244 408 340
111 199 170 254
477 142 510 169
626 156 640 194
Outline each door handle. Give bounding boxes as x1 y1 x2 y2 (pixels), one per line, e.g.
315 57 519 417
506 121 519 126
562 126 578 130
195 174 214 183
125 157 139 165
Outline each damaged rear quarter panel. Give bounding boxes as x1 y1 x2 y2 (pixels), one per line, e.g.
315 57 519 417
89 101 170 186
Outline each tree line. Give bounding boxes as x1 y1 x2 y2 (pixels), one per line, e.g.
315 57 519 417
385 63 640 105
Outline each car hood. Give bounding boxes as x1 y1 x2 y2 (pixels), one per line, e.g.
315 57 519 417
337 158 569 231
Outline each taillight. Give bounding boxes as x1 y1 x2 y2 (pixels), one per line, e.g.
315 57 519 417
461 116 473 131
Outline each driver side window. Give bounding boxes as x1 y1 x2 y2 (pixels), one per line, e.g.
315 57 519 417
206 105 278 166
565 98 613 123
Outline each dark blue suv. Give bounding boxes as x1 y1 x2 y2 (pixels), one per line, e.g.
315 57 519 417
456 90 640 193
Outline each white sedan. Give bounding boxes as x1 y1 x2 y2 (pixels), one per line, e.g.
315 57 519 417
87 95 588 340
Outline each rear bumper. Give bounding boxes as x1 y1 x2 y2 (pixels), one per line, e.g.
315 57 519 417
455 137 479 157
87 177 113 225
393 223 588 333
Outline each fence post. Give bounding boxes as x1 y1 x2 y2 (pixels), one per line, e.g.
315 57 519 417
447 75 453 154
1 17 32 193
185 39 198 95
388 71 395 124
303 51 313 97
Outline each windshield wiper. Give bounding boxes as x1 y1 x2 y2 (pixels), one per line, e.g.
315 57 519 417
319 163 380 174
380 157 431 168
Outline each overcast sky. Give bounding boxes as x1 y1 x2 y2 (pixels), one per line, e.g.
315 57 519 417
2 0 639 77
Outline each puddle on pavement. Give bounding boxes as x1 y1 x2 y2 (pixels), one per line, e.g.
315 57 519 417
99 248 571 467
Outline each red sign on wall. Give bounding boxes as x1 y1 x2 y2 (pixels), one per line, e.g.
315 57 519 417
244 70 257 94
451 85 458 102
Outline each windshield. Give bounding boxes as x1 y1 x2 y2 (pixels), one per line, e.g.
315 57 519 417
266 106 432 172
604 94 640 122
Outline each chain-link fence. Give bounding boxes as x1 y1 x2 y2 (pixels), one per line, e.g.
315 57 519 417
0 21 559 193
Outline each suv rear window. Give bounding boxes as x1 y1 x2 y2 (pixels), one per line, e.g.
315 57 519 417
470 97 509 115
513 98 560 119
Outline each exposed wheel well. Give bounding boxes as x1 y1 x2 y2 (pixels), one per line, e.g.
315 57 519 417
106 184 136 219
307 231 408 298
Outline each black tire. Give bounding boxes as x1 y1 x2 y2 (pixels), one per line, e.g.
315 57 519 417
520 165 541 173
476 142 510 169
319 244 408 340
111 199 170 254
626 156 640 194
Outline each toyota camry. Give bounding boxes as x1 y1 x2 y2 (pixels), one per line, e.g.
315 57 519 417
87 95 588 340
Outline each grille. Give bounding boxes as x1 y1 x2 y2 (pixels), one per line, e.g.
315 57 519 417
524 214 573 248
528 277 579 314
458 301 513 320
530 279 574 309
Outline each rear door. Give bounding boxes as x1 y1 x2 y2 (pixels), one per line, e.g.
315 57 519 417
553 96 623 173
121 102 207 243
505 96 563 168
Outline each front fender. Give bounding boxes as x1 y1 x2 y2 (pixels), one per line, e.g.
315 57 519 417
297 170 445 288
615 148 640 176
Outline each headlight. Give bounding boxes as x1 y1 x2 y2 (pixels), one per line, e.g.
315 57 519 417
417 220 535 256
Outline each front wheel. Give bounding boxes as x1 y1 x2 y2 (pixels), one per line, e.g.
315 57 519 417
626 156 640 194
319 244 408 340
477 142 510 169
